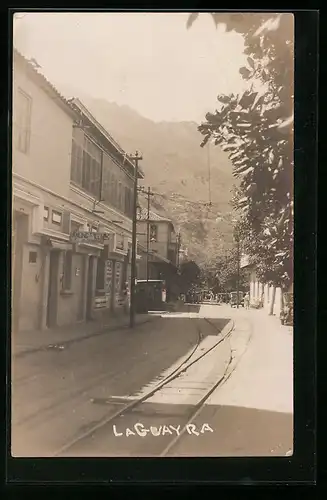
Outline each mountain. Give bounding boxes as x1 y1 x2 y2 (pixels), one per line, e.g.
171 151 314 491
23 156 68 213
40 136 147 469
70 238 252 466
72 96 236 265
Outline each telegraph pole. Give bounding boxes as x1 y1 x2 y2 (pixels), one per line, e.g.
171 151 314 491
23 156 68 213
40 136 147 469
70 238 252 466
236 232 240 309
146 187 152 282
177 232 181 268
129 151 142 328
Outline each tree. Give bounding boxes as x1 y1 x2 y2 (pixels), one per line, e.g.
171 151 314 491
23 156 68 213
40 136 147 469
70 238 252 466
187 11 294 124
187 12 294 302
202 246 248 293
179 260 201 292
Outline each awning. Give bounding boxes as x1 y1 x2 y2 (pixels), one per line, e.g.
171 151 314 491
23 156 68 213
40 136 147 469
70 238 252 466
76 242 102 257
49 240 73 251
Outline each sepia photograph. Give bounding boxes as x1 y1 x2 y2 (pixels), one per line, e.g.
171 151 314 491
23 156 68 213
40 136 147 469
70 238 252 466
11 11 294 458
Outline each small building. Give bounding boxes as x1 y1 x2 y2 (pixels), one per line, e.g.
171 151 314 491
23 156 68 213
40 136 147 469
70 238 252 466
136 209 180 301
240 254 291 318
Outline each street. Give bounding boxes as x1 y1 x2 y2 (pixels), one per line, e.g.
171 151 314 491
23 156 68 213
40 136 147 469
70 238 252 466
11 304 293 458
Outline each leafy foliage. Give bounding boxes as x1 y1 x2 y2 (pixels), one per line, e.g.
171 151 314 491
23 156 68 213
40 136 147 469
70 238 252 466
202 247 248 293
179 260 201 292
188 12 293 287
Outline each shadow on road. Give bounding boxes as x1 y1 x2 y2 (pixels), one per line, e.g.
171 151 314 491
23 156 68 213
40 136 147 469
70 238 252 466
180 304 201 313
55 402 293 458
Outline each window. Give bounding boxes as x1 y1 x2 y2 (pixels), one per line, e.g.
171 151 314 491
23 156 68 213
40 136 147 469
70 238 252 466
128 189 133 217
150 224 158 242
124 186 129 215
44 207 49 221
29 251 37 263
70 132 102 197
63 251 72 290
52 210 62 225
15 89 32 154
118 182 124 210
102 154 112 203
112 176 117 206
116 233 124 250
70 128 84 186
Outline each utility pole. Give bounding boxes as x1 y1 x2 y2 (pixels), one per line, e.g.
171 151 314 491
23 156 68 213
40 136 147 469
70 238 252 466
177 232 181 268
136 186 155 280
129 151 142 328
236 232 240 309
145 187 155 282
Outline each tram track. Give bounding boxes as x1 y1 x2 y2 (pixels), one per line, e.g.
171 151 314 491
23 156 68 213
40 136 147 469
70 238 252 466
12 316 202 428
53 317 236 457
160 318 254 456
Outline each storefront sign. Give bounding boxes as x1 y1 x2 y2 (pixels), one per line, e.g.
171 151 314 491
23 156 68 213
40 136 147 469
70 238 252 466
70 231 112 244
115 262 122 306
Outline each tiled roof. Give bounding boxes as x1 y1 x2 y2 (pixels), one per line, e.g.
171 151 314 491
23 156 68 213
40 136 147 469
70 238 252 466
13 48 143 178
13 48 76 117
137 208 172 223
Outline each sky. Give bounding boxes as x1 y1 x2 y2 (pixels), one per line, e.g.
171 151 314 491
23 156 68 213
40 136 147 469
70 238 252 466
13 12 249 123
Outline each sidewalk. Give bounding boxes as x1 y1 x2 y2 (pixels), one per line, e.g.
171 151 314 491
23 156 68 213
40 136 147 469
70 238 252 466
169 307 293 457
207 306 293 414
12 313 160 358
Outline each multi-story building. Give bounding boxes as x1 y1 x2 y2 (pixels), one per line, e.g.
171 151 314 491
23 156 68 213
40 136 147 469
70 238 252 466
12 49 143 334
136 209 180 300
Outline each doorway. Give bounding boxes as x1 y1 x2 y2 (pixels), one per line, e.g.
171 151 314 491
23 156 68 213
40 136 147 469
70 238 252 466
77 255 86 321
12 213 28 334
86 256 95 320
46 250 60 328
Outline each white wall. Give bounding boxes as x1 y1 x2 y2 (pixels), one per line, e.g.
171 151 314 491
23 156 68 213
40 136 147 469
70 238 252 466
137 221 170 259
249 271 282 317
12 62 74 199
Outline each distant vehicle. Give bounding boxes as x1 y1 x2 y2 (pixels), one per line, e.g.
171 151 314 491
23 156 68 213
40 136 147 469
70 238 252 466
135 280 167 313
230 291 244 307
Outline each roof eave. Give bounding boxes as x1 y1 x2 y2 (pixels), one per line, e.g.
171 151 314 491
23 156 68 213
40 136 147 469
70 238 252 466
71 98 142 176
13 48 77 120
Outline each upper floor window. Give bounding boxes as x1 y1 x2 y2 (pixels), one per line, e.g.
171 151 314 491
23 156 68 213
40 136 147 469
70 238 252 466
70 128 133 218
118 182 125 212
150 224 158 242
102 153 112 203
82 136 102 197
124 186 130 217
70 129 84 187
15 89 32 154
70 130 102 198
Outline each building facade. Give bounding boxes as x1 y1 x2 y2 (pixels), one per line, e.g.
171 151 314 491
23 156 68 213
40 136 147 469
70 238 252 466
136 210 180 300
240 255 291 318
12 49 142 334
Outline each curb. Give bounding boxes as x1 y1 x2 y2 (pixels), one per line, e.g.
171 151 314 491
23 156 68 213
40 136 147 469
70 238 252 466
13 315 162 359
219 319 235 337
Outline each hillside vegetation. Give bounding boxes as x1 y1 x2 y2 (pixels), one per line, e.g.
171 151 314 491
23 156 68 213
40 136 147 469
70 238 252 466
80 97 236 264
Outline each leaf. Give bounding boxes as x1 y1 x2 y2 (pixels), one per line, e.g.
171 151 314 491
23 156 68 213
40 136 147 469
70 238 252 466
247 56 255 68
235 165 254 177
239 66 252 79
217 94 232 105
200 136 210 148
186 13 199 29
239 92 259 109
229 150 245 161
